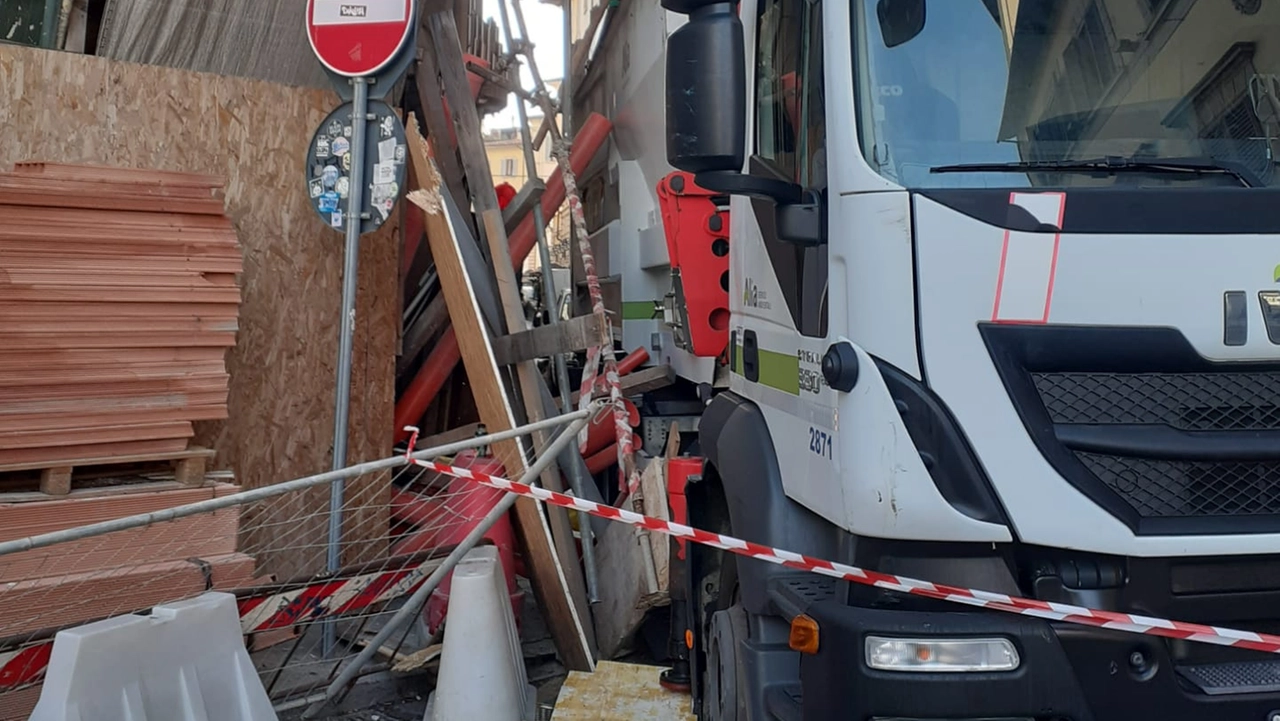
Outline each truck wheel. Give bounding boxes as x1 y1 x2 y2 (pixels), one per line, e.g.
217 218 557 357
703 603 749 721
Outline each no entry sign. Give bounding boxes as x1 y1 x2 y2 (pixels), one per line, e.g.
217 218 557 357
306 0 415 77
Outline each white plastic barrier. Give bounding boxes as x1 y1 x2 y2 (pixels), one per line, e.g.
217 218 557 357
30 591 277 721
427 544 535 721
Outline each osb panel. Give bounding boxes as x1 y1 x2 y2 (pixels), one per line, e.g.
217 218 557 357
552 661 696 720
0 47 397 579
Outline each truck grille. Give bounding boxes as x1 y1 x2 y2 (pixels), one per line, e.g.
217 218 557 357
979 323 1280 535
1077 453 1280 518
1033 372 1280 431
1033 372 1280 521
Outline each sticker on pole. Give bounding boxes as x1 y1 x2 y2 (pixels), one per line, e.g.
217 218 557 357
306 0 416 77
304 100 408 235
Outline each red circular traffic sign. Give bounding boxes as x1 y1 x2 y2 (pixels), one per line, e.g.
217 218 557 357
306 0 416 77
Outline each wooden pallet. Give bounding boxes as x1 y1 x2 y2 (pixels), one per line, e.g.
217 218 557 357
0 447 217 497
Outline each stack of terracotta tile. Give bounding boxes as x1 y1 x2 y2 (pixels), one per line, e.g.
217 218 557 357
0 162 240 472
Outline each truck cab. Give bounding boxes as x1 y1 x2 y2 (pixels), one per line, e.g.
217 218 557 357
656 0 1280 718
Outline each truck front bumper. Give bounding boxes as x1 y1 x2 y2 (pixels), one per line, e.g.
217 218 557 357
801 599 1280 721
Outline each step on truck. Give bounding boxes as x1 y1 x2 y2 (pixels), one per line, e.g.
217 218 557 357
567 0 1280 718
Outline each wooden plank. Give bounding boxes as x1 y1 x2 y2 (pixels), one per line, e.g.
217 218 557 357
0 498 238 580
38 468 71 496
0 446 214 474
0 174 223 200
501 178 546 234
0 302 240 320
0 394 229 420
0 188 227 215
0 552 258 639
0 347 226 370
0 287 240 304
0 362 228 388
0 482 236 535
413 30 471 229
12 161 226 188
0 318 237 334
1 376 229 402
427 10 596 662
0 407 228 434
491 314 604 366
0 205 235 229
412 422 484 450
406 110 595 671
0 254 243 274
571 365 678 404
0 421 195 451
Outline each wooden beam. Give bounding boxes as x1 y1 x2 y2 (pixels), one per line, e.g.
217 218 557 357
412 422 484 450
572 365 677 405
398 295 451 376
414 33 470 226
491 314 604 366
502 178 546 234
406 113 596 671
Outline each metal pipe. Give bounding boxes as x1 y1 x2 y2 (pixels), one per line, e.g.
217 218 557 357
324 78 371 654
39 0 59 48
496 0 600 604
329 76 371 578
561 0 573 139
508 0 559 130
307 414 591 717
0 409 594 559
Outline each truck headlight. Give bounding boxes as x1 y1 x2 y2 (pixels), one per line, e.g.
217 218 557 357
864 636 1020 673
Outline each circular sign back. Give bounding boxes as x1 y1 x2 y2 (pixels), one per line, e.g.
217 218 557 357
304 100 409 235
306 0 416 77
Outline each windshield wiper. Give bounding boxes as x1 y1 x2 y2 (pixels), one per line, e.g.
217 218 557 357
930 155 1260 188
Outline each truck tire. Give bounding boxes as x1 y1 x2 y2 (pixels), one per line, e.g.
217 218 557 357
703 603 749 721
706 550 747 721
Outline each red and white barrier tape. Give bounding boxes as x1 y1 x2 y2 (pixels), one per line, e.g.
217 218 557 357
552 139 639 495
406 448 1280 654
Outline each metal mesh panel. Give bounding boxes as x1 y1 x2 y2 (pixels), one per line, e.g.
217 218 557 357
1032 372 1280 430
0 462 483 718
1078 453 1280 518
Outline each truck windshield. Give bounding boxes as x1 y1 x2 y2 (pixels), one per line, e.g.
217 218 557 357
854 0 1280 189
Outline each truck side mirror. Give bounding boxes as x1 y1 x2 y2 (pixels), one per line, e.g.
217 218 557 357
665 2 806 206
664 0 825 245
665 3 746 175
877 0 926 48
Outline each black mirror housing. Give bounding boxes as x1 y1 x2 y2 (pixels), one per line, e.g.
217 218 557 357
666 3 746 174
776 190 826 247
876 0 926 48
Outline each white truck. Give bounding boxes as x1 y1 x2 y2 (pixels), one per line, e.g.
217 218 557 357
566 0 1280 718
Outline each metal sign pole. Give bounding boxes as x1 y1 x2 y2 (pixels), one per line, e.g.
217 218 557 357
325 75 370 654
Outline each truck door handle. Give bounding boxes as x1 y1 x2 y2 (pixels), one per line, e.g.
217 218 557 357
742 330 760 383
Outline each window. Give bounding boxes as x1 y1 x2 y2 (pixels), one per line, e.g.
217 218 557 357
753 0 827 337
755 0 826 189
500 158 519 177
850 0 1280 189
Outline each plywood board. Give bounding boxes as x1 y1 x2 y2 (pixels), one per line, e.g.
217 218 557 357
0 46 398 579
553 661 696 721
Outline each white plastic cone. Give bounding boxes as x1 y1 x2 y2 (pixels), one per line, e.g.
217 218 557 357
427 544 535 721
